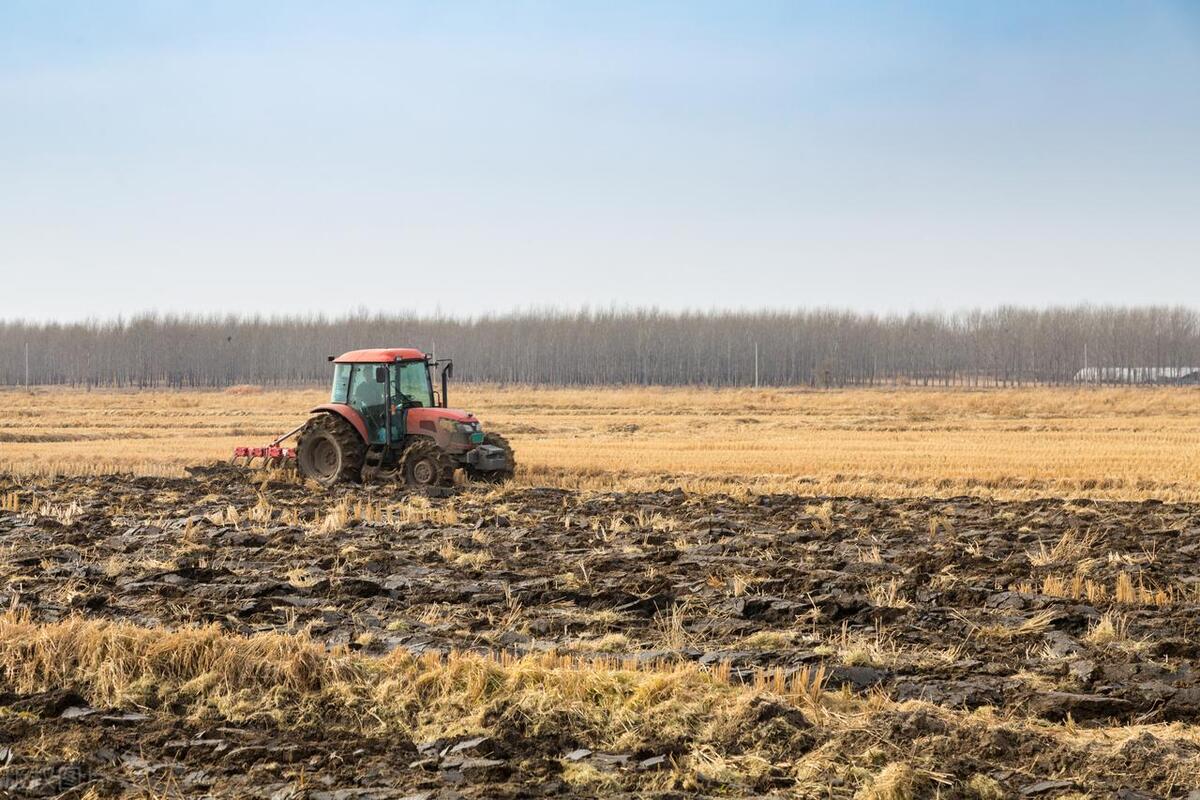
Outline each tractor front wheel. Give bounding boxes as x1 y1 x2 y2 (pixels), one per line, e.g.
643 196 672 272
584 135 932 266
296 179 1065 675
296 413 366 487
401 438 456 489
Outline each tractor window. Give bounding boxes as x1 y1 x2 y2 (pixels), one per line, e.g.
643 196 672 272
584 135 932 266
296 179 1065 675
393 361 433 408
348 364 388 444
330 363 352 403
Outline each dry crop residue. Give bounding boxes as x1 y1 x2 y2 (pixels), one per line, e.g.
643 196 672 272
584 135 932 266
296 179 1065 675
1 467 1200 797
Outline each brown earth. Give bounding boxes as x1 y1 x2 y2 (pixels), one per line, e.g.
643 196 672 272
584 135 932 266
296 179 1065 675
1 468 1200 797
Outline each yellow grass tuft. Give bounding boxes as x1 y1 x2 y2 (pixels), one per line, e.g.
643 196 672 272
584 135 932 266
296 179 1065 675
1026 528 1097 566
577 633 632 653
867 578 911 609
965 773 1006 799
955 610 1056 642
1082 611 1147 654
1114 572 1173 606
855 762 921 800
1013 572 1175 608
742 630 797 650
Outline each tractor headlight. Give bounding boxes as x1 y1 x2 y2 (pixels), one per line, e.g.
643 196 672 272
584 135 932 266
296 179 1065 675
436 418 481 440
456 421 484 444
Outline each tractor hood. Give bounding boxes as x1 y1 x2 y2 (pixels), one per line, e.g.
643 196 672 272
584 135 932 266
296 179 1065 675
406 407 477 427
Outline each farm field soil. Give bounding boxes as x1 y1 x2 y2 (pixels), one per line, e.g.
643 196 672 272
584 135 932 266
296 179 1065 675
2 384 1200 501
2 468 1200 797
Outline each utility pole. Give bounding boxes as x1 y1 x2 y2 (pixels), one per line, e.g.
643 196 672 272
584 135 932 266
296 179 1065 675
754 342 759 388
24 342 29 388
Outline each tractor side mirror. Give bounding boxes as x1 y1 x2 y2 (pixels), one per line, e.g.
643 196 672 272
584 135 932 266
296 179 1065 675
374 366 387 383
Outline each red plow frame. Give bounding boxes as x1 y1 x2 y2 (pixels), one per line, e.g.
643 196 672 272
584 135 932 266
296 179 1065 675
230 422 303 468
230 445 296 468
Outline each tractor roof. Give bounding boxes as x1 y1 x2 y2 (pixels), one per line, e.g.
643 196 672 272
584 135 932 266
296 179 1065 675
333 348 427 363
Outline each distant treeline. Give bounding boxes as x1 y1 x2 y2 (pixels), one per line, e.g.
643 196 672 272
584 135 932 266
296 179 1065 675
2 306 1199 388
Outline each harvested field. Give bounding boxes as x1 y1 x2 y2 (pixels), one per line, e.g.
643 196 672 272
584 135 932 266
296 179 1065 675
2 466 1200 797
2 385 1200 500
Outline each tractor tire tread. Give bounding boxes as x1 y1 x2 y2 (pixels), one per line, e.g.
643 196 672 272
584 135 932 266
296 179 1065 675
296 413 366 486
401 437 457 489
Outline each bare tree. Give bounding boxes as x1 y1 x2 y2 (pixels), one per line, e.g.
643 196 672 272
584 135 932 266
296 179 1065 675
2 306 1198 388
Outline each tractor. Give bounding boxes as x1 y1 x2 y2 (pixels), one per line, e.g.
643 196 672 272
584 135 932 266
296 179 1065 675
236 348 514 488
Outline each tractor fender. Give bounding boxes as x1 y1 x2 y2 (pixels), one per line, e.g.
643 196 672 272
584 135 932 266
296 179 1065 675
309 404 369 443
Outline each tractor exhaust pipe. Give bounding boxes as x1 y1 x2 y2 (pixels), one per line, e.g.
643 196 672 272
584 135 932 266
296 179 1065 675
441 361 453 408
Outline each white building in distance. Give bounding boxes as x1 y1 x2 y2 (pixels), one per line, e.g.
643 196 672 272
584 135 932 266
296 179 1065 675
1073 367 1200 384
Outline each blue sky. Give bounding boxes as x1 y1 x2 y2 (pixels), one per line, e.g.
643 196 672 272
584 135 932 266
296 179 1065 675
1 1 1198 320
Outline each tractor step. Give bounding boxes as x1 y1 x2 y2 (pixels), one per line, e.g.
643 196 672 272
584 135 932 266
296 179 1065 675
361 447 388 482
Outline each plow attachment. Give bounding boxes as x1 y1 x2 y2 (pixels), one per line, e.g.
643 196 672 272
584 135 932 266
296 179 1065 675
231 422 304 470
230 445 296 469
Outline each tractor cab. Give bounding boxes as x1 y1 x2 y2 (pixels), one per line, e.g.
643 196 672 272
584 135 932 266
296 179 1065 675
330 352 438 444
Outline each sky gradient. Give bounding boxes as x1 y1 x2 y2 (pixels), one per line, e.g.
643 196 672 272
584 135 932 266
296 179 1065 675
2 1 1198 320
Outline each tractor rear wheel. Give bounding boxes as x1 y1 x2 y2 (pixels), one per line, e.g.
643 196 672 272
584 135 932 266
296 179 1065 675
296 413 366 487
401 438 456 489
466 432 515 483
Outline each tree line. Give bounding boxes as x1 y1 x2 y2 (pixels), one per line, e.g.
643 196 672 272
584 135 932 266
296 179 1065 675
1 306 1199 388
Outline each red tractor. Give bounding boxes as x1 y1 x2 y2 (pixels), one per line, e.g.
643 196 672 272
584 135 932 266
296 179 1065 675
236 348 514 488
